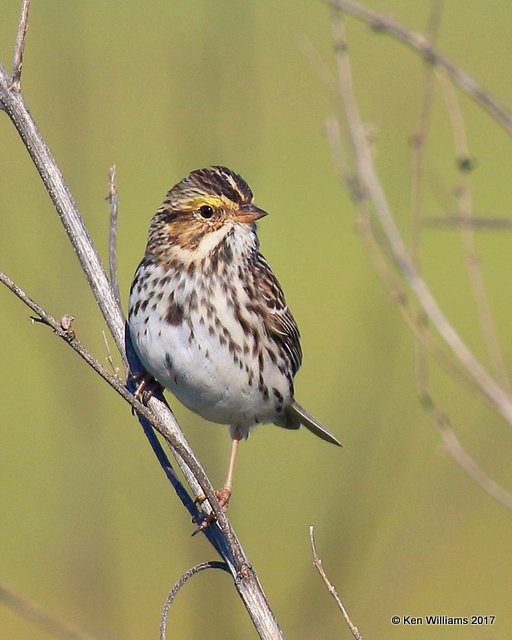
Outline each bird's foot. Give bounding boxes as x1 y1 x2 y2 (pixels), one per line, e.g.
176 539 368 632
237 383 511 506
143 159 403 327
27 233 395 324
195 486 232 510
129 371 163 407
192 487 232 535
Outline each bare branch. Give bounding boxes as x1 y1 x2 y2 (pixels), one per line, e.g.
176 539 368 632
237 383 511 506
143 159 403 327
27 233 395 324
10 0 31 90
309 526 363 640
160 562 229 640
0 580 99 640
329 7 512 426
327 0 512 136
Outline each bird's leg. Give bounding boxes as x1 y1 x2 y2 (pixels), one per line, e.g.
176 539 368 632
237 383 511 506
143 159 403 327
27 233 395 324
195 430 242 513
216 430 241 509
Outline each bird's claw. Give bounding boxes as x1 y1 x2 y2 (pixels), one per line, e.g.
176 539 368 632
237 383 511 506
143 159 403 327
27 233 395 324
128 372 163 412
191 512 216 536
191 487 232 535
194 487 232 510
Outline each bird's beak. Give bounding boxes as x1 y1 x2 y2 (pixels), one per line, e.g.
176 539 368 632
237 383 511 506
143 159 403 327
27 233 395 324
235 203 268 224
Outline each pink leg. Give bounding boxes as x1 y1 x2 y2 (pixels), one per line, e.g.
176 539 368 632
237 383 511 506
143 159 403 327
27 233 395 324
217 430 242 509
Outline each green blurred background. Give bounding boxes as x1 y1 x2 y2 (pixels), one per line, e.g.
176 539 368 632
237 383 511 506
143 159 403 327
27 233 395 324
2 1 512 638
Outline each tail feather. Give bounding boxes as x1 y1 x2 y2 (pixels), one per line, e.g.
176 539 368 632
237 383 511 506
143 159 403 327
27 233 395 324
284 400 342 447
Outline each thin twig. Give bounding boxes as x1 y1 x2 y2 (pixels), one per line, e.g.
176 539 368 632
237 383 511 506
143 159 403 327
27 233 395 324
358 208 512 512
160 562 229 640
419 391 512 510
0 68 125 353
101 329 120 378
309 527 362 640
423 215 512 229
10 0 31 90
0 581 99 640
327 0 512 136
437 68 510 390
107 165 121 313
329 7 512 426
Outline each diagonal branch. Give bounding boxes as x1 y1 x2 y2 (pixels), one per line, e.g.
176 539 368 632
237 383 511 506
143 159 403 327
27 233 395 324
309 526 363 640
327 0 512 136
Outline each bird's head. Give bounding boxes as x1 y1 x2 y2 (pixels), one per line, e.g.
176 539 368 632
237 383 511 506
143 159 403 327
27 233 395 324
146 166 267 263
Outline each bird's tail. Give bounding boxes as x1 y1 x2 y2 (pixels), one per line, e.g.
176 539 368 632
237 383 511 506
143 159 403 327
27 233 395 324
283 400 342 447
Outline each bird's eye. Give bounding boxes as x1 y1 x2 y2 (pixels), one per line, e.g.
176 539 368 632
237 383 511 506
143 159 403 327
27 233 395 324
198 205 214 219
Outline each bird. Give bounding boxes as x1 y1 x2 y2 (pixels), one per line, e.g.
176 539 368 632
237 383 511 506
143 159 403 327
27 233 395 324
128 166 340 510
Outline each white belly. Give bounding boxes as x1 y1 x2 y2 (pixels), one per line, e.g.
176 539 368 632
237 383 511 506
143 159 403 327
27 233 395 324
128 263 291 433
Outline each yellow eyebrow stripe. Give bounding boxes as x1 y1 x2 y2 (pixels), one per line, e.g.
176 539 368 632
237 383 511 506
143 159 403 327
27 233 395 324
187 194 233 210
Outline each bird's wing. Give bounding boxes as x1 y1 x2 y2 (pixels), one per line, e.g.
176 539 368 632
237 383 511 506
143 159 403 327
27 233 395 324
254 253 302 375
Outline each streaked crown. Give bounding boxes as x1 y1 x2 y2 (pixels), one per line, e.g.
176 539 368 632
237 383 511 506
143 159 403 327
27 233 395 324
173 166 252 204
145 166 265 259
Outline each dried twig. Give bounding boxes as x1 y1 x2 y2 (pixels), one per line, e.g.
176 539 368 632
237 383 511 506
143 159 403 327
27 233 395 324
423 215 512 229
101 330 120 378
409 0 443 260
107 165 121 313
10 0 30 90
309 526 362 640
1 267 286 634
0 580 99 640
160 562 229 640
327 0 512 136
420 391 512 510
